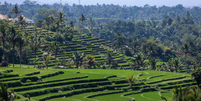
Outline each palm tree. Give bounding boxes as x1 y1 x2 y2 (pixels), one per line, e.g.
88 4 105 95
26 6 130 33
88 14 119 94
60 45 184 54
0 25 7 61
126 75 138 87
44 15 55 33
71 51 85 68
56 12 67 29
14 15 27 32
0 83 8 101
82 55 96 69
131 53 146 73
16 36 26 67
181 43 191 73
7 26 21 67
146 42 157 59
69 20 74 28
10 4 23 17
161 85 201 101
0 83 17 101
166 59 173 72
113 33 127 53
42 54 51 69
28 34 44 68
78 13 87 27
187 86 201 100
172 58 181 72
149 58 158 70
103 50 114 68
47 41 64 68
128 36 140 54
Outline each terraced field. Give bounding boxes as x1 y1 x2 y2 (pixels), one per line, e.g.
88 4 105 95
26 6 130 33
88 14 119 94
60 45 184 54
0 66 196 101
17 26 133 69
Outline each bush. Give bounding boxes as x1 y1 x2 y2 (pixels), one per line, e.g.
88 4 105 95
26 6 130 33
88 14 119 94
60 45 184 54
24 71 40 76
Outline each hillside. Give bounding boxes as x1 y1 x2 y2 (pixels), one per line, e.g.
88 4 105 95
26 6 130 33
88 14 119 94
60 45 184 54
17 26 133 69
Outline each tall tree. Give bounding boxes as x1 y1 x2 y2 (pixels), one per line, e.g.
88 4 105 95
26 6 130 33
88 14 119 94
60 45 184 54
42 54 51 69
47 41 64 68
0 83 8 101
7 26 21 67
71 51 85 68
172 58 181 72
56 12 67 29
181 43 191 73
146 42 157 59
78 13 87 27
103 50 114 68
149 58 157 70
82 55 96 69
0 25 7 61
10 4 23 17
28 34 44 68
15 15 27 32
192 68 201 87
44 15 55 33
113 32 127 53
131 53 146 74
16 36 26 67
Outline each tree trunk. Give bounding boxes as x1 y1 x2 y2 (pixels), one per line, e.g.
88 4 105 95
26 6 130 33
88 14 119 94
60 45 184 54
13 44 15 67
20 46 22 67
2 41 4 61
34 50 36 68
55 51 57 69
185 53 187 73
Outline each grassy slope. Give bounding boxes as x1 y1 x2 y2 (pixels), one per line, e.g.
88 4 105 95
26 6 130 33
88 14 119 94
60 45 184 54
0 65 195 101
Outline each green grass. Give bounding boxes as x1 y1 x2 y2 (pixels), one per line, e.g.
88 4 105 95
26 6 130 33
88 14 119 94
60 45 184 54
0 65 195 101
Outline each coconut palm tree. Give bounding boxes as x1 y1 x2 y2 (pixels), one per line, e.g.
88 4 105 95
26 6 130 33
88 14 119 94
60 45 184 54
7 26 21 67
103 50 115 68
78 13 87 27
47 41 64 68
42 54 51 69
28 34 44 68
181 43 191 73
44 15 55 33
161 85 201 101
56 12 67 29
0 25 7 61
131 53 146 73
79 13 87 23
0 83 8 101
149 58 158 70
16 36 26 67
128 36 140 54
0 83 17 101
71 51 85 68
14 15 27 32
126 75 138 87
69 20 74 28
146 42 157 59
172 58 181 72
113 32 127 53
10 4 23 17
82 55 96 69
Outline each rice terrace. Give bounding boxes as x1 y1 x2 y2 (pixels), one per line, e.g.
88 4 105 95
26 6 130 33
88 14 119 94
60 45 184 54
1 0 201 101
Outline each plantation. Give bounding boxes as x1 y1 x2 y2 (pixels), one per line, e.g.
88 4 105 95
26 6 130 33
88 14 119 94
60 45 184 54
1 2 201 101
0 65 197 101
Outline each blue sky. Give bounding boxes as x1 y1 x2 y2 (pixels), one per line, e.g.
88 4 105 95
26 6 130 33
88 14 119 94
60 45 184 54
2 0 201 7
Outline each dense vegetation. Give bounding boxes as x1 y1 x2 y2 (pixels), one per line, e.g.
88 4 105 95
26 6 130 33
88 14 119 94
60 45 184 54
1 1 201 101
1 0 201 23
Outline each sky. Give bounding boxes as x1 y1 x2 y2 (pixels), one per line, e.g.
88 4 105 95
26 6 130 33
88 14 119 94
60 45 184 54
1 0 201 7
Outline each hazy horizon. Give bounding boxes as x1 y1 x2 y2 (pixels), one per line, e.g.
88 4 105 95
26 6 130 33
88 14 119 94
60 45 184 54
1 0 201 7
